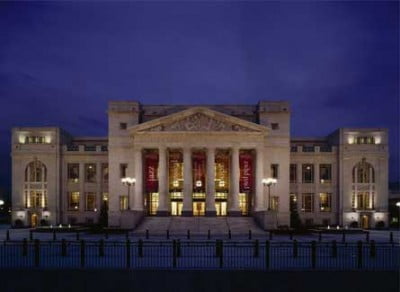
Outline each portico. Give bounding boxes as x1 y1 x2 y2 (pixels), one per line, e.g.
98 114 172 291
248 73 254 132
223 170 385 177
128 107 269 217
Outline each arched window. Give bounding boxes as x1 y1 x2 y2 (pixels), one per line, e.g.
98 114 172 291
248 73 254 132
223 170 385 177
25 160 47 182
352 159 374 183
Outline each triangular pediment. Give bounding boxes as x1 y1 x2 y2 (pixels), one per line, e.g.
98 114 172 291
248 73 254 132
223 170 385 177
130 107 267 133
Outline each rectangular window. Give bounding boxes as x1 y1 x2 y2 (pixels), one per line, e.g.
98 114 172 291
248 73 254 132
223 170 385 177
67 163 80 183
290 164 297 183
319 193 331 212
68 191 80 211
301 193 314 212
271 196 279 211
102 163 109 183
102 192 109 208
120 163 128 178
271 123 279 130
85 192 96 211
289 194 297 212
302 164 314 183
119 122 127 130
271 164 279 179
319 164 332 183
119 196 128 211
85 163 96 183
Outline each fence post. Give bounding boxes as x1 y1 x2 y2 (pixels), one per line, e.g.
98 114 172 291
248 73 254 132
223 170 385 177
166 230 169 240
126 239 131 268
207 229 211 240
34 239 40 268
53 230 56 241
365 232 369 242
177 239 181 257
172 240 177 268
254 239 259 257
80 240 85 268
293 240 298 258
370 240 376 258
6 229 10 241
248 230 252 240
265 240 270 270
215 239 220 257
29 230 33 241
228 229 231 240
22 238 28 257
332 240 337 258
61 239 67 257
357 240 363 269
390 232 393 243
187 230 190 240
342 232 346 243
99 239 104 257
145 229 149 240
311 241 316 269
219 240 223 268
138 239 143 257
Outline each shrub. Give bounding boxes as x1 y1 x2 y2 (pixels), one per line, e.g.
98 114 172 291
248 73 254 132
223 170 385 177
375 221 385 229
349 221 358 228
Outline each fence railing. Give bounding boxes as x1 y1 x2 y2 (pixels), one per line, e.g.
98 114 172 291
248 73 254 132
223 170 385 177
0 239 398 270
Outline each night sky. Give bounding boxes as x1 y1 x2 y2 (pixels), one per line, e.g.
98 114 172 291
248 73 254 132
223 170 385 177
0 1 398 196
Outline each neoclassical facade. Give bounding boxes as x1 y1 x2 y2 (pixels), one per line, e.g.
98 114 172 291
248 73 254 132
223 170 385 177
11 101 389 229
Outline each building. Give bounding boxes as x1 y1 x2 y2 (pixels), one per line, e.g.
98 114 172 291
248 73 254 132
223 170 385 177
11 101 389 229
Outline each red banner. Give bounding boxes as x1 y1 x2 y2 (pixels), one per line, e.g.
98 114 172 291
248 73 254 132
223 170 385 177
192 151 206 191
240 152 253 192
145 152 159 192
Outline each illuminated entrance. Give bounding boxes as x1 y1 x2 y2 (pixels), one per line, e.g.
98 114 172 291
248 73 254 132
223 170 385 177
215 201 227 216
147 193 159 215
239 193 249 215
31 213 38 227
171 192 183 216
193 201 205 216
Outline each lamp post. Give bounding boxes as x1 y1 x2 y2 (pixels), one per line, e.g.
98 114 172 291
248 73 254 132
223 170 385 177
121 177 136 210
262 178 277 210
396 202 400 230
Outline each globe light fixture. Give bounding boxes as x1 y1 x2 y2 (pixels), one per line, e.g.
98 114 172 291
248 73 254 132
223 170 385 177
262 178 277 210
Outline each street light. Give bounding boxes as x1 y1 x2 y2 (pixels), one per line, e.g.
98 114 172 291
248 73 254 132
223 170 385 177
121 177 136 210
396 201 400 230
262 178 277 210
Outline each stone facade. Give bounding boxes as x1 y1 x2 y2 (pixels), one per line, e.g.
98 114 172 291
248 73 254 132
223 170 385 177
10 101 389 229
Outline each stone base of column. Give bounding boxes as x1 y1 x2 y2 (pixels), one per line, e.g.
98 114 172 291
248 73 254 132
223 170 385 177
181 210 193 217
205 210 216 217
228 210 242 217
156 210 170 216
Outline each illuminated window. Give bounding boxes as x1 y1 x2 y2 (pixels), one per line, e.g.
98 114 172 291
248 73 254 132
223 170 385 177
290 164 297 183
319 164 331 183
25 161 47 182
25 136 46 144
301 193 314 212
67 163 79 183
29 191 47 208
290 194 297 211
68 192 80 211
85 192 96 211
302 164 314 183
120 196 128 211
319 193 331 212
352 159 374 183
85 163 96 182
271 196 279 211
102 192 109 208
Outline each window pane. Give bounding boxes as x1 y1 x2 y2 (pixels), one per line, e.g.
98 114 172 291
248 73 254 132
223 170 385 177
68 163 79 183
319 164 332 183
290 164 297 183
319 193 331 212
271 164 279 179
120 196 128 211
301 193 314 212
102 164 109 183
302 164 314 183
69 192 80 211
85 164 96 182
85 192 96 211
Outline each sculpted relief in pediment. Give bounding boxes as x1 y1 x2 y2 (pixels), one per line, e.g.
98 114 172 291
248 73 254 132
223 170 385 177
146 113 257 132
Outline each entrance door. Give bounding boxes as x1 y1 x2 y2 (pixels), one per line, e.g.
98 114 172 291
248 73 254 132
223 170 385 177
239 193 249 215
31 213 38 227
147 193 159 215
193 202 205 216
361 215 370 229
171 201 183 216
215 202 227 216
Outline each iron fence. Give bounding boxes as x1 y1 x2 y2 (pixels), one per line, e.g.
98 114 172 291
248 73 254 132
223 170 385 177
0 239 398 270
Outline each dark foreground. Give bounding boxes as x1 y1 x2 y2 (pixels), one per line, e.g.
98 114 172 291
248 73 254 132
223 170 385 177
0 270 398 292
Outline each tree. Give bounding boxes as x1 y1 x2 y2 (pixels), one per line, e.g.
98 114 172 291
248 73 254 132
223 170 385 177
99 201 108 228
290 200 302 229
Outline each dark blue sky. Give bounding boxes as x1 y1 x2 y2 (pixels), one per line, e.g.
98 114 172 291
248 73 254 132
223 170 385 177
0 1 398 195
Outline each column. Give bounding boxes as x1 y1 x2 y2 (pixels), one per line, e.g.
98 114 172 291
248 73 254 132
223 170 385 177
96 162 102 213
228 146 240 215
354 167 358 209
133 148 143 211
79 163 85 213
182 147 193 216
206 148 216 216
369 167 373 209
157 146 169 215
254 147 265 212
